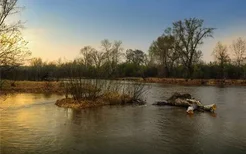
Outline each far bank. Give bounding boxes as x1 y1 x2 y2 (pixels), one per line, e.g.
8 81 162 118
1 78 246 95
117 77 246 86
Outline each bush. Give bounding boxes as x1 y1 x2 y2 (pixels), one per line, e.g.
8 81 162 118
64 78 149 105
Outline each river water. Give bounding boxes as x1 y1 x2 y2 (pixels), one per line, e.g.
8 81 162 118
1 83 246 154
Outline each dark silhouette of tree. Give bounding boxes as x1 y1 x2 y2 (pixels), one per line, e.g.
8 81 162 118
213 42 230 78
101 39 123 77
126 49 146 66
0 0 30 85
231 37 246 66
0 0 23 33
173 18 215 78
80 46 95 68
0 31 30 70
149 28 178 77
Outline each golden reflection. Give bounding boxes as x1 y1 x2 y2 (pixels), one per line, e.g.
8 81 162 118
0 94 33 110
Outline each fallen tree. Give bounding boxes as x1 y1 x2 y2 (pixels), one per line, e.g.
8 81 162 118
153 93 216 114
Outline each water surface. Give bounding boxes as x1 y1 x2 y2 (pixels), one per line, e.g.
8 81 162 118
1 84 246 154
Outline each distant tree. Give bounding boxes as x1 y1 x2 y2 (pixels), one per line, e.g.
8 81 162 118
149 28 178 77
173 18 215 78
213 42 230 78
101 39 123 77
111 40 123 65
231 37 246 66
30 57 43 67
90 50 105 69
80 46 95 68
126 49 145 66
29 57 43 80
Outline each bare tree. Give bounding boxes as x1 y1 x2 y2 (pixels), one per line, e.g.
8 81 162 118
101 39 112 62
30 57 43 67
126 49 146 66
0 0 30 83
231 37 246 66
149 28 179 77
213 42 230 78
0 0 23 33
29 57 43 80
173 18 215 78
101 39 123 77
112 40 123 64
0 31 30 69
79 46 95 68
90 50 105 69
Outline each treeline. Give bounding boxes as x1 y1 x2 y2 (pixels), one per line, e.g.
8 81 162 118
3 60 246 81
3 44 246 81
1 17 246 81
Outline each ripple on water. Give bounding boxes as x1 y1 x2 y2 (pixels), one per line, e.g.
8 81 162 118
1 85 246 154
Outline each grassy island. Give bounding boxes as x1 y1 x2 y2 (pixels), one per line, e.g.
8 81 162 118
55 92 144 109
54 79 147 109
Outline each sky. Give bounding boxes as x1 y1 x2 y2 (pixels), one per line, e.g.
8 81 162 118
16 0 246 62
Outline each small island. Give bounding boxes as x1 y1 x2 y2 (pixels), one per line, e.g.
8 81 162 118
54 79 147 109
55 92 145 109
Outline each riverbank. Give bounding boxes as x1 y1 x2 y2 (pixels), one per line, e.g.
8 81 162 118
0 80 64 94
118 77 246 86
1 78 245 95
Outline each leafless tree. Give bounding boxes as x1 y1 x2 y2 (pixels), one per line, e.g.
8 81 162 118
149 28 179 77
90 50 105 69
213 42 230 78
111 40 123 64
0 0 23 33
0 31 30 68
101 39 112 62
126 49 146 66
101 39 123 77
173 18 215 78
79 46 95 67
0 0 30 83
231 37 246 66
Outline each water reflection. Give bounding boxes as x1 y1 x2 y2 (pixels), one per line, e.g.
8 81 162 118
1 85 246 153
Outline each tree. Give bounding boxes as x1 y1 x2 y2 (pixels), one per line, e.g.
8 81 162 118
80 46 95 68
101 39 123 77
90 50 105 69
30 57 43 67
173 18 215 78
111 40 123 65
89 49 106 77
149 28 178 77
213 42 230 78
29 57 43 80
0 0 30 83
0 0 23 33
126 49 145 66
231 37 246 66
0 31 30 70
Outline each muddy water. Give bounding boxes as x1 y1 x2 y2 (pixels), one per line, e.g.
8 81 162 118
1 84 246 154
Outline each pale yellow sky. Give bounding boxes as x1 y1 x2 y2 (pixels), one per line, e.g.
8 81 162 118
22 26 246 63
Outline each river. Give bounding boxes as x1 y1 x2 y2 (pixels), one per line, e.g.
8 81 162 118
1 83 246 154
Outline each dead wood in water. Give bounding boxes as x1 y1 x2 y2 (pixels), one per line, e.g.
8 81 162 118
153 93 216 114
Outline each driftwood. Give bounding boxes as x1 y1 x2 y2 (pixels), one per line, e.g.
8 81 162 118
153 93 216 114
